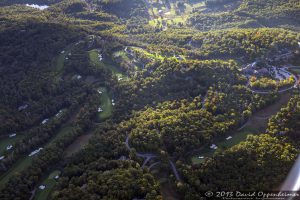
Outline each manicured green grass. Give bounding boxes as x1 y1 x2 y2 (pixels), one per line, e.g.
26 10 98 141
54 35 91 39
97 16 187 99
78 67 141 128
55 44 75 74
34 170 61 200
0 155 33 188
148 0 204 27
132 47 185 62
113 50 129 61
0 125 73 188
97 87 113 121
191 93 292 165
0 134 24 155
56 51 66 73
64 133 93 157
89 49 125 79
191 127 258 164
46 126 73 147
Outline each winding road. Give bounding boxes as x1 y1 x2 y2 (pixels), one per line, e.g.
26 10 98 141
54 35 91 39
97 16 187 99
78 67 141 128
125 135 182 181
125 136 157 159
247 66 299 94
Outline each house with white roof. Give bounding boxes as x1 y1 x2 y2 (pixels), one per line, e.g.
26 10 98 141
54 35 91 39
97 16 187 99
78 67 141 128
42 119 48 124
6 145 13 150
9 133 16 138
29 147 43 157
39 185 46 190
226 136 233 140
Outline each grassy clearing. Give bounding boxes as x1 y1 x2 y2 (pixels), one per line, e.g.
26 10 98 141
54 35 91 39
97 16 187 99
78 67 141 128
89 49 125 79
191 92 292 165
97 87 113 121
0 134 24 155
148 0 206 27
0 125 73 188
132 47 185 61
64 132 93 157
191 126 258 165
45 126 73 148
0 155 32 188
55 43 75 74
34 170 61 200
113 50 129 61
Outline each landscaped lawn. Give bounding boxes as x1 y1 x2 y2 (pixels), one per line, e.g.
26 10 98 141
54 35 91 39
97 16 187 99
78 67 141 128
34 170 61 200
97 87 113 121
89 49 125 79
55 43 76 74
0 134 24 155
0 155 33 188
0 125 73 188
191 126 258 165
191 92 292 165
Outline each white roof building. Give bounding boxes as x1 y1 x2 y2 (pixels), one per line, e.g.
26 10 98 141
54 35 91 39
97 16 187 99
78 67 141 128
18 104 28 111
226 136 233 140
6 145 13 150
42 119 48 124
39 185 46 190
29 147 43 157
56 110 63 117
98 53 103 61
9 133 16 138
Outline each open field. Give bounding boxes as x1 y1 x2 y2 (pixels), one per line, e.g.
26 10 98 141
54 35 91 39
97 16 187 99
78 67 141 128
34 170 61 200
64 132 93 157
97 87 113 121
147 0 205 27
89 49 126 79
0 155 33 188
191 92 293 164
131 47 186 61
0 125 73 188
0 134 24 155
54 43 76 74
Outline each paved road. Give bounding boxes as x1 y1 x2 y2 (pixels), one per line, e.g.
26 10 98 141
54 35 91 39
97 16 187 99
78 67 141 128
169 160 182 181
248 67 299 94
148 161 161 170
237 120 249 131
125 136 182 181
125 136 157 158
